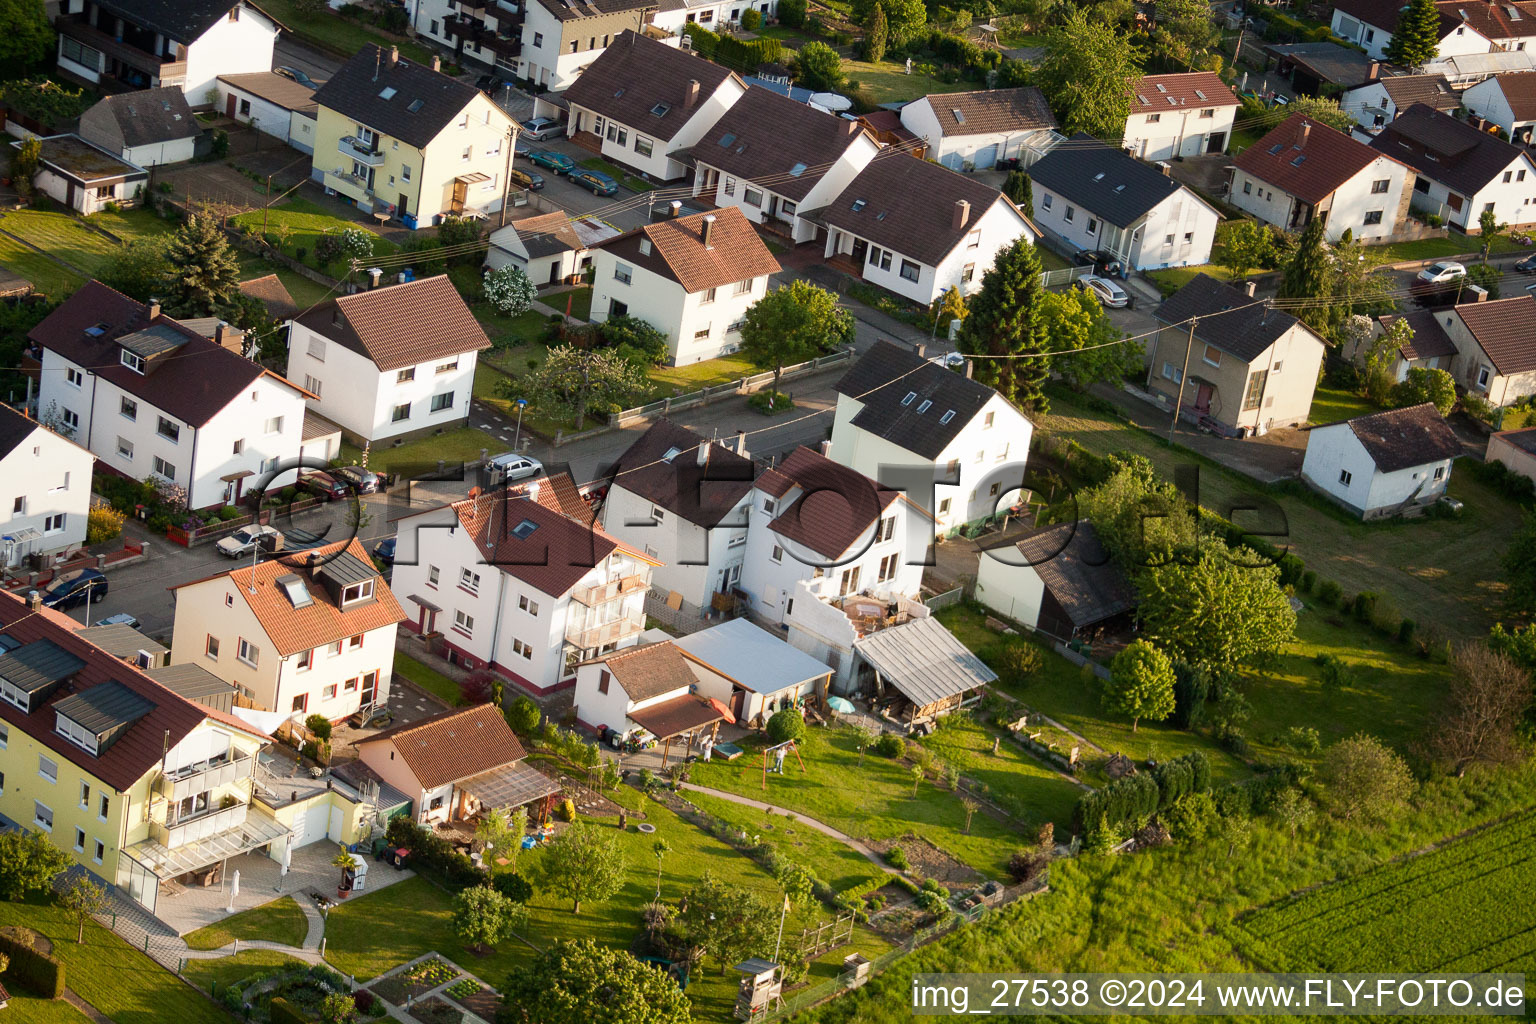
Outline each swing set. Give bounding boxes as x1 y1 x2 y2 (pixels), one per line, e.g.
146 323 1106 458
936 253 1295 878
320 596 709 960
760 739 807 791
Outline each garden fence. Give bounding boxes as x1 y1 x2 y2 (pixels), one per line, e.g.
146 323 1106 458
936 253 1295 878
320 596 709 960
923 586 967 611
1038 265 1091 289
608 349 856 428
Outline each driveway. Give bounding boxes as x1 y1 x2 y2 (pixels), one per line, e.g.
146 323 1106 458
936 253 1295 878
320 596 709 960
274 38 341 84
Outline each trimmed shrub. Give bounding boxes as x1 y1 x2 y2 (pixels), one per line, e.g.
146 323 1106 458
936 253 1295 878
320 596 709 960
892 874 920 895
1397 618 1416 644
1298 570 1316 594
1352 591 1377 623
766 708 807 744
884 846 910 870
269 997 308 1024
0 932 64 998
873 733 905 758
1006 849 1047 883
305 714 333 741
740 7 762 29
1316 579 1342 606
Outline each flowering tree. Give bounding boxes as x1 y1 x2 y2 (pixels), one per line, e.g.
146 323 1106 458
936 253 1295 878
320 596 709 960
338 228 375 262
484 265 537 317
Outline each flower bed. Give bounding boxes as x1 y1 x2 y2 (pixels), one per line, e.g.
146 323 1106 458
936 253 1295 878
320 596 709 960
368 957 459 1007
220 963 349 1022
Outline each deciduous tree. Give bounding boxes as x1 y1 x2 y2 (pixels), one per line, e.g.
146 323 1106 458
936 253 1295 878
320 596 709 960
1319 733 1415 821
1391 367 1456 416
1040 287 1142 390
1428 643 1532 776
1217 220 1273 281
498 940 691 1024
539 822 627 914
0 830 70 901
0 0 54 71
793 42 845 92
507 345 649 430
1104 640 1177 732
1035 6 1144 136
1501 510 1536 616
1136 544 1297 668
956 237 1049 409
739 280 853 390
60 876 107 943
1150 0 1221 72
101 237 173 302
483 264 537 316
680 872 775 974
600 315 670 366
1270 786 1315 839
454 884 527 950
11 135 42 199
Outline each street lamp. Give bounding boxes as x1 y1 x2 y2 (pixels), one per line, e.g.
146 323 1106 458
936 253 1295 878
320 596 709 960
513 397 527 452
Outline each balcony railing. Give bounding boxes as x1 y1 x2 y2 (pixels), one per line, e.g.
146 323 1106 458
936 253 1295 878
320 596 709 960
55 15 186 83
570 573 648 607
158 754 254 804
154 800 249 850
565 614 644 650
339 136 386 166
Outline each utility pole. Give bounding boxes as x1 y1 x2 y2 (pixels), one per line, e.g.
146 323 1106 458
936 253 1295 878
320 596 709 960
499 126 515 228
1170 316 1198 444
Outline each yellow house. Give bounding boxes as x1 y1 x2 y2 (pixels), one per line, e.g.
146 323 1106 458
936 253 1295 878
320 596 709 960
0 592 277 917
310 44 519 228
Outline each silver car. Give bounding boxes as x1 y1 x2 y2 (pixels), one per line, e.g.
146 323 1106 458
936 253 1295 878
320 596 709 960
519 117 563 141
1075 274 1130 308
487 452 544 483
334 465 381 494
215 525 283 558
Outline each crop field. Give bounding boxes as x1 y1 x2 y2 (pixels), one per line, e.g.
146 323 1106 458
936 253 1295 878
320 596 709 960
1230 811 1536 973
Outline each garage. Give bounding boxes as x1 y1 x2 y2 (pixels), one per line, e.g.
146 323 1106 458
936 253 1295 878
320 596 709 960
293 800 333 848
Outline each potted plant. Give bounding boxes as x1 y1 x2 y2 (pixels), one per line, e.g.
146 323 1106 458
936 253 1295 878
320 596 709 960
333 844 355 899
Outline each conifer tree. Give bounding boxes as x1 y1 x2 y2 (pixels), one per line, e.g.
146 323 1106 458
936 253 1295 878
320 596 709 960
956 238 1050 409
1384 0 1441 68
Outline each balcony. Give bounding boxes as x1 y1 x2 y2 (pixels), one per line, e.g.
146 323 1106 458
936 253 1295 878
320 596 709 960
570 573 648 607
154 799 250 851
339 136 387 166
566 614 644 650
55 15 186 88
158 754 254 804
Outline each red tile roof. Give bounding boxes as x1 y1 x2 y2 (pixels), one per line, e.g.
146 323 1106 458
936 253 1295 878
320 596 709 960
757 445 904 560
583 640 697 702
1492 72 1536 120
1131 73 1240 112
1235 114 1401 204
596 206 780 295
357 703 527 790
1437 0 1536 39
1455 294 1536 375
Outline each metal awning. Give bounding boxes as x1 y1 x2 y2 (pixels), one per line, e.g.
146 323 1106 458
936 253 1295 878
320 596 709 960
124 809 291 878
2 528 40 543
458 761 560 810
456 171 491 184
409 594 443 613
628 693 727 740
855 617 997 708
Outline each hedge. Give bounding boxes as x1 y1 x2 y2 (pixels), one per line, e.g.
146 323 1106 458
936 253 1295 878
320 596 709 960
269 996 311 1024
0 931 66 998
1077 753 1212 831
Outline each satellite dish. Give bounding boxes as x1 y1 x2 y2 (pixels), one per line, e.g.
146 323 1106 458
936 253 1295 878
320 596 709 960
809 92 853 112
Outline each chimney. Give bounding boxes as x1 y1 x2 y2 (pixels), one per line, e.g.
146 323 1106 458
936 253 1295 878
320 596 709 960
696 439 712 466
1467 283 1489 302
701 213 716 248
735 429 748 458
528 480 540 503
368 267 383 289
214 322 244 353
388 45 399 65
1243 281 1257 298
914 341 926 359
431 55 441 72
685 78 700 108
27 590 41 611
952 199 970 230
147 298 161 320
1300 121 1311 144
1367 60 1381 82
669 200 682 218
965 358 974 379
820 439 833 457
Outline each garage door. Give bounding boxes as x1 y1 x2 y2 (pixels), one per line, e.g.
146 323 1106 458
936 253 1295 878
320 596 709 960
293 803 331 848
941 152 963 171
973 144 998 168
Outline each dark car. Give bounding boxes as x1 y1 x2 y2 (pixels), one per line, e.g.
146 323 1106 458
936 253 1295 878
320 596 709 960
1516 252 1536 274
373 537 396 565
42 569 108 610
1073 249 1126 279
333 465 380 494
510 166 545 191
527 149 576 174
273 65 318 90
300 470 349 502
570 169 618 196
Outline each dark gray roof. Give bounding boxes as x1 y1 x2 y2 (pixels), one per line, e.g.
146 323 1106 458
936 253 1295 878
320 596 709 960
533 0 656 21
0 404 41 461
562 31 736 143
313 44 482 150
314 551 379 590
1372 103 1532 198
1153 273 1314 363
833 340 1002 459
78 624 168 661
0 639 86 694
854 617 997 707
53 681 156 734
118 324 188 359
78 87 199 152
688 87 871 202
610 419 755 528
1027 134 1190 230
1336 403 1463 472
1378 309 1458 362
1004 521 1135 628
147 663 234 703
1269 41 1378 88
94 0 270 42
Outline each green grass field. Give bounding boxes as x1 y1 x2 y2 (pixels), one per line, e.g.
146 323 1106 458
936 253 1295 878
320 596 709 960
180 950 308 998
0 229 84 296
843 59 972 104
183 896 309 951
337 426 503 475
231 198 398 277
1372 231 1523 262
392 652 464 706
86 206 176 242
649 354 760 392
0 209 119 277
1307 386 1378 425
0 994 92 1024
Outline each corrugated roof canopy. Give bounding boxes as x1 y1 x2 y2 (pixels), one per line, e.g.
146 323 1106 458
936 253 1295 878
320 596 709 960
855 617 996 707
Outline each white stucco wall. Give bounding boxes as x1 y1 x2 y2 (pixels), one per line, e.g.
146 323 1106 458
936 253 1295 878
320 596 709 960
1463 77 1536 142
569 77 745 182
1407 151 1536 231
589 250 769 364
0 424 94 566
1300 422 1454 516
1032 185 1217 270
181 5 280 102
122 137 195 167
216 80 309 152
601 481 748 610
899 99 1054 169
1330 9 1492 60
973 553 1047 629
1123 105 1237 161
1230 155 1409 241
693 133 879 245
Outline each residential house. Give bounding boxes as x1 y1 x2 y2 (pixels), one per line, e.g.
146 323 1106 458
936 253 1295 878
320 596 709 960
1438 0 1536 52
0 404 96 569
1439 294 1536 405
600 419 755 615
1370 103 1536 231
30 283 311 510
1345 308 1461 381
1028 133 1220 270
1300 403 1462 518
1123 72 1240 160
54 0 280 99
897 87 1058 171
77 87 198 167
417 0 658 87
688 87 880 245
1270 42 1388 93
829 340 1034 532
310 45 519 227
216 72 320 154
818 153 1035 305
651 0 778 34
589 206 780 364
239 275 300 323
1462 72 1536 142
168 538 406 720
1144 274 1328 436
671 618 835 724
18 136 147 215
355 704 559 826
571 640 730 756
974 521 1135 641
286 275 491 444
1486 425 1536 481
390 483 659 693
561 30 746 182
486 211 621 287
0 590 277 919
1229 114 1412 241
1330 0 1494 60
1341 74 1461 133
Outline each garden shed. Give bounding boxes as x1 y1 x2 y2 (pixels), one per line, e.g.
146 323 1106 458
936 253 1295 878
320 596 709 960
853 616 997 731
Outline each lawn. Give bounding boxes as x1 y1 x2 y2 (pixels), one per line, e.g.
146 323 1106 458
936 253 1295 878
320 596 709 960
181 950 308 997
392 652 462 707
549 286 592 321
1307 385 1378 425
1143 262 1236 296
255 0 435 62
0 899 233 1024
1041 388 1523 637
231 198 398 277
577 157 652 195
338 426 503 474
842 58 971 104
919 714 1084 826
183 896 309 951
1036 245 1073 273
236 252 337 312
0 229 84 296
1371 231 1524 262
0 209 121 277
86 206 176 242
0 994 92 1024
648 353 760 392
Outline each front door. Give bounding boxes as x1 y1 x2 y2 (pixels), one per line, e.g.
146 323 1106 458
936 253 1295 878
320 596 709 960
1206 131 1225 153
226 94 237 117
1194 383 1213 415
549 259 562 285
360 670 377 709
450 180 468 215
399 193 409 219
850 238 868 267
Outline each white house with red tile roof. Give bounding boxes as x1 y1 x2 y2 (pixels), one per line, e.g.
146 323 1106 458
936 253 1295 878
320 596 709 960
390 483 660 694
1124 73 1241 161
1461 73 1536 145
1439 294 1536 405
898 87 1057 171
169 539 406 722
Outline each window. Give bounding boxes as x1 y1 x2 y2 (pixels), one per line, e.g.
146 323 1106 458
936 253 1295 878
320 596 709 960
308 337 326 361
436 360 459 374
1338 469 1353 486
1042 193 1053 209
342 580 375 605
899 260 921 283
328 640 342 657
614 262 633 285
1064 206 1075 222
966 229 981 249
392 402 411 422
121 350 144 373
838 566 860 597
1477 365 1492 389
322 684 338 700
34 802 52 831
1162 362 1183 384
1243 181 1252 195
694 326 711 340
0 721 6 748
1242 369 1268 411
724 176 737 196
80 781 90 808
304 374 322 396
344 677 357 692
598 669 610 694
237 638 259 667
296 648 313 672
66 367 83 387
454 610 475 635
402 165 411 182
206 635 220 660
879 515 896 542
395 367 418 386
461 568 481 592
635 136 654 158
74 827 86 852
93 840 104 864
763 498 776 515
605 124 628 146
512 638 533 659
973 448 985 464
519 595 540 615
1434 466 1445 480
348 634 363 650
533 31 543 45
116 436 133 460
878 553 898 583
1198 107 1214 118
157 416 179 442
99 794 108 820
39 755 57 783
1087 218 1099 234
10 496 20 515
292 694 307 713
727 317 746 334
701 287 717 304
428 565 440 586
1368 178 1391 194
120 397 137 420
1202 345 1222 367
430 392 455 414
153 456 176 481
264 416 284 434
60 36 102 69
961 263 975 283
770 544 783 563
1146 113 1161 123
43 513 65 535
60 408 79 433
232 438 246 456
743 187 764 207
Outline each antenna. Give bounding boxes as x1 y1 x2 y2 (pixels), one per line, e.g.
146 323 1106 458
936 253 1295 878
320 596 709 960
373 47 380 82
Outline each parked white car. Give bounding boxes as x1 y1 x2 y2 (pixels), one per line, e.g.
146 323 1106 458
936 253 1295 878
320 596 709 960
1074 274 1130 308
487 452 544 483
1417 261 1466 284
215 525 283 558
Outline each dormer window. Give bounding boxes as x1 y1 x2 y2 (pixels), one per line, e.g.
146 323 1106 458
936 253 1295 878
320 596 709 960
121 350 144 374
56 714 98 755
341 579 375 605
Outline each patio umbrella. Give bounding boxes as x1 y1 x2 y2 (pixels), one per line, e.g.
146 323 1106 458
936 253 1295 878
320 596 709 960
226 869 240 914
280 836 292 878
706 696 735 724
826 696 856 714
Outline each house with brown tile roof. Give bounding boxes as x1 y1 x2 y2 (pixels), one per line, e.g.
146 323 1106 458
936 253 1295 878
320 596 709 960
356 703 558 826
1342 74 1461 133
30 281 312 510
215 72 320 154
486 211 622 287
816 152 1036 305
1370 104 1536 232
687 87 881 246
1123 73 1241 161
1301 403 1463 519
1360 309 1461 382
590 206 780 364
1462 72 1536 145
898 87 1057 171
1330 0 1493 60
571 640 729 747
287 275 491 445
1440 294 1536 405
1229 114 1413 241
561 30 748 182
390 486 661 695
169 538 406 722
